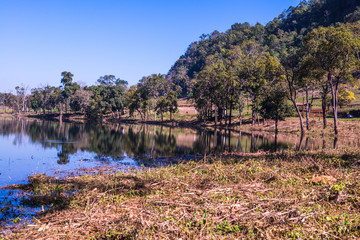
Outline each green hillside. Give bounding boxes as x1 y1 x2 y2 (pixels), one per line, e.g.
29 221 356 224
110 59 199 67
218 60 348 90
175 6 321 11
168 0 360 96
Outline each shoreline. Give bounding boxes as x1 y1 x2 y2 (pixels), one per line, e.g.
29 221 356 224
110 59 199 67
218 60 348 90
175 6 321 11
2 112 360 135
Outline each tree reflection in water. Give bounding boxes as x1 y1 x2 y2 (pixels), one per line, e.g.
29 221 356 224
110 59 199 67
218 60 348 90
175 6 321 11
0 118 355 166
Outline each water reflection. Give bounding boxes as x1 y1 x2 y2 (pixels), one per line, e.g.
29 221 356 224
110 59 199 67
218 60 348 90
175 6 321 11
0 119 294 167
1 119 358 168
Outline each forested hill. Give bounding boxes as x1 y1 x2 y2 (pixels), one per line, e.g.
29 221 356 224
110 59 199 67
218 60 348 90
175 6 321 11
168 0 360 96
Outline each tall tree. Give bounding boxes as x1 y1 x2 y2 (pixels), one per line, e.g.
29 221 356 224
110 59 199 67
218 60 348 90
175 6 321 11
303 25 360 134
283 53 306 135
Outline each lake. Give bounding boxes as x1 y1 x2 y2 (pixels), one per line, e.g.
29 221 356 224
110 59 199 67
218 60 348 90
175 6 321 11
0 118 358 223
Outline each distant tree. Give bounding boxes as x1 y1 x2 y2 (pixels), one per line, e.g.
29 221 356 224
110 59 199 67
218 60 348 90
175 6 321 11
49 87 63 115
30 88 43 113
154 90 178 122
338 87 356 108
86 75 127 121
260 84 293 133
166 90 178 121
70 88 92 113
61 71 80 113
194 55 228 124
97 75 127 86
15 86 28 113
240 41 268 126
0 93 16 113
137 74 174 121
40 85 55 114
125 85 149 120
227 46 247 127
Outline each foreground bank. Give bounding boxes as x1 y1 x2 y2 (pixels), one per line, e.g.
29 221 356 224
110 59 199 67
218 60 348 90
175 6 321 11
1 150 360 239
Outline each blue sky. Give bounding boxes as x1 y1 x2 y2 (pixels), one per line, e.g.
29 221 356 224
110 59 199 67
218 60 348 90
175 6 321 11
0 0 300 92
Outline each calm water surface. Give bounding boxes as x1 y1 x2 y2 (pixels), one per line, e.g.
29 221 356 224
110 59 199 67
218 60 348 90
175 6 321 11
0 118 358 223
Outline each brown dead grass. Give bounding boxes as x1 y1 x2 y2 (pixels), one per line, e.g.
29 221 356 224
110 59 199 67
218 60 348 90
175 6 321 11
2 150 360 239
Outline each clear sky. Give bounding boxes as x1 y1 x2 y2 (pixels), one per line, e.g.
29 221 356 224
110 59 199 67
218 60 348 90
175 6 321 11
0 0 300 92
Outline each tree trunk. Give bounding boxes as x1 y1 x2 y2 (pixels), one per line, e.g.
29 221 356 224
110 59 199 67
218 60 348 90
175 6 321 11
59 104 63 123
251 94 256 126
252 110 256 126
161 111 163 122
224 107 227 126
305 86 310 131
238 92 242 127
334 137 338 149
298 133 305 151
275 118 278 134
215 106 218 125
229 95 233 126
291 99 305 135
321 91 327 129
256 111 260 126
329 72 339 135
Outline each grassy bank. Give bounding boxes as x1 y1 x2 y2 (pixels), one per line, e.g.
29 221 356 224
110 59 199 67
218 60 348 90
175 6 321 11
2 150 360 239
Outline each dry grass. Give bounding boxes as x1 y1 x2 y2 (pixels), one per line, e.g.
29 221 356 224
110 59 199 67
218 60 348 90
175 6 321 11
2 150 360 239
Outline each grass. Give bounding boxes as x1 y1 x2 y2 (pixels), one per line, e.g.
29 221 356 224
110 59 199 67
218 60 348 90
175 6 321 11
2 150 360 239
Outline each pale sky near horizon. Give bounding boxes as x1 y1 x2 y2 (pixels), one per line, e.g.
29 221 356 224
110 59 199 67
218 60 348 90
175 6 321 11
0 0 300 93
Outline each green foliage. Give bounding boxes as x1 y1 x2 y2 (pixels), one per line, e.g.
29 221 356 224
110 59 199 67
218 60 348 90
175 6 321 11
338 87 356 108
155 90 178 121
30 88 43 113
86 76 127 120
260 84 294 132
125 74 177 121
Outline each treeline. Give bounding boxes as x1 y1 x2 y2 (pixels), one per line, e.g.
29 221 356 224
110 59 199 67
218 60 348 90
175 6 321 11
188 22 360 134
168 0 360 94
0 73 179 123
166 0 360 134
0 73 127 122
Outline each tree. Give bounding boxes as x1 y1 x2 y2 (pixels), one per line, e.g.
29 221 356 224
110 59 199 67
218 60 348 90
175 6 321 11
15 86 28 113
166 90 178 121
193 55 228 124
0 93 16 113
61 72 80 113
303 25 360 134
30 88 43 113
49 87 63 116
97 75 127 86
40 85 55 114
283 53 306 135
85 75 127 121
70 88 92 113
125 83 149 121
227 46 247 127
154 91 178 122
338 87 356 108
138 74 170 121
155 96 168 122
260 84 293 133
239 41 269 126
